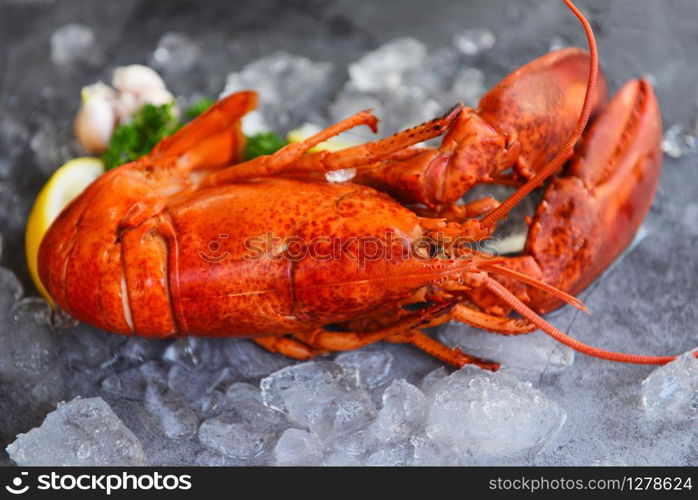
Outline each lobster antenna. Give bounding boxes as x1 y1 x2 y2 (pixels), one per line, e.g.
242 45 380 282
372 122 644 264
483 277 698 365
480 0 598 228
480 262 589 313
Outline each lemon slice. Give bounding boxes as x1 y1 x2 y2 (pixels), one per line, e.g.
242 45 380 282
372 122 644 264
25 157 105 303
288 123 361 152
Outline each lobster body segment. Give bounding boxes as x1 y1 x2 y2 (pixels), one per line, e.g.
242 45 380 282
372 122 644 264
165 178 443 336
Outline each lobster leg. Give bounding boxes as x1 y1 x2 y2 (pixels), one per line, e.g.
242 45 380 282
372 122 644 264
524 78 662 314
409 196 500 222
386 330 499 371
450 303 536 335
253 336 326 361
294 302 453 351
269 301 497 369
202 106 462 185
204 109 381 185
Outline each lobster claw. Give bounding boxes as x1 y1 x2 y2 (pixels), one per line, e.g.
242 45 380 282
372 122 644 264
525 78 662 313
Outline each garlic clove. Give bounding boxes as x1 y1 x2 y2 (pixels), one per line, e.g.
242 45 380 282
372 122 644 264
74 84 117 153
137 87 175 107
113 92 141 124
112 64 167 94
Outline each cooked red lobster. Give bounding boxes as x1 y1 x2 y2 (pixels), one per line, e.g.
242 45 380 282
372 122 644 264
38 0 688 370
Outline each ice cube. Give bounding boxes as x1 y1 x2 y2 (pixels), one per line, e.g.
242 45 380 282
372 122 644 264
425 366 567 458
0 118 30 167
448 67 486 107
366 443 412 466
151 33 200 73
419 366 449 393
348 38 427 93
241 110 271 136
403 47 460 97
101 366 149 401
166 364 236 404
6 397 146 466
439 323 574 374
144 382 199 440
260 361 376 438
194 449 228 466
220 52 335 132
410 434 458 466
329 85 384 140
0 296 59 386
325 168 357 183
641 349 698 420
29 115 74 175
328 428 378 460
452 29 496 56
58 322 123 371
662 123 697 159
383 86 442 134
334 81 441 140
591 456 628 466
273 428 323 466
120 337 166 363
223 382 288 431
225 339 295 380
323 450 363 466
548 36 568 51
335 350 393 390
198 413 274 459
198 390 226 418
0 181 28 230
163 338 228 370
370 379 427 443
50 24 102 66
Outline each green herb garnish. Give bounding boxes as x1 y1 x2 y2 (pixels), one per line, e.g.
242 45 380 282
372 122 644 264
244 132 289 160
102 98 287 170
102 103 180 170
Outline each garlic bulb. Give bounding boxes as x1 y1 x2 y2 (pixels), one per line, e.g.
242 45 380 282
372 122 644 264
73 65 175 153
112 64 167 95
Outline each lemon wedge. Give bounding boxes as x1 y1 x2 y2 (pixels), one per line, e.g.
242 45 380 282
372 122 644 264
287 123 361 152
25 157 105 303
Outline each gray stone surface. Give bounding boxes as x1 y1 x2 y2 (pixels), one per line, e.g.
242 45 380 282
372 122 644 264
0 0 696 466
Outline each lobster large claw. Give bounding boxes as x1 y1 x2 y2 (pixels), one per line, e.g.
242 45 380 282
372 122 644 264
525 78 662 313
353 48 609 208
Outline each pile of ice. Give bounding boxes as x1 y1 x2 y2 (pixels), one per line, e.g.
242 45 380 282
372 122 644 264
217 30 492 141
6 397 146 466
6 355 568 466
220 53 336 134
329 32 489 140
0 265 61 404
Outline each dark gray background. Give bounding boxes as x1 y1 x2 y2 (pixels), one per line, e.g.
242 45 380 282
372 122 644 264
0 0 696 466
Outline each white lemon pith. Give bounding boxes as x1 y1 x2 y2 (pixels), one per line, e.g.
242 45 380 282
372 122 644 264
25 157 105 303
